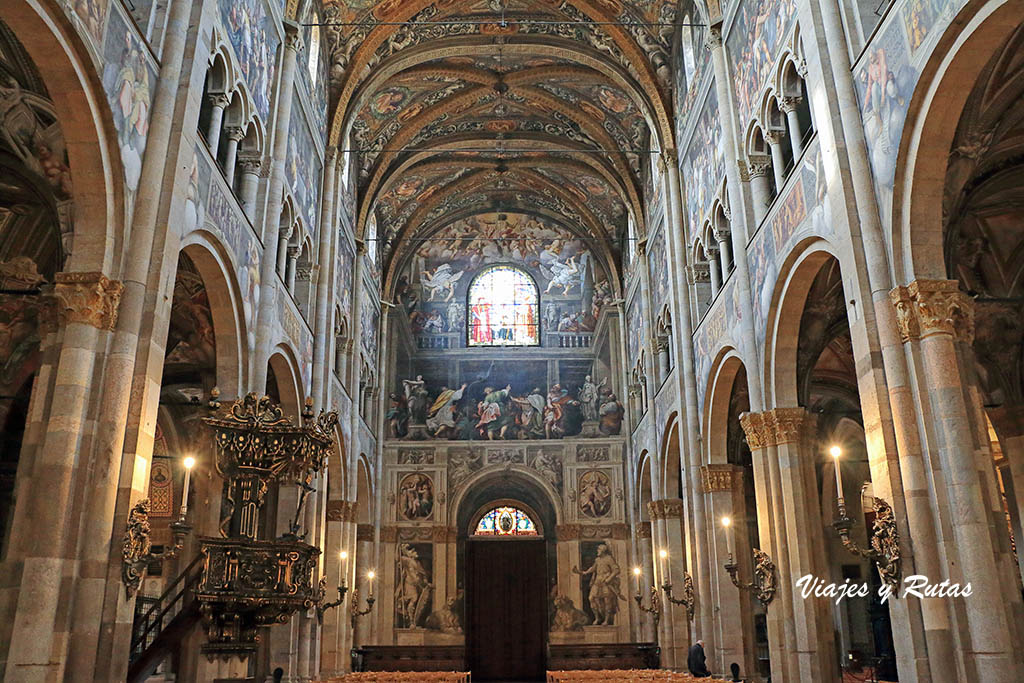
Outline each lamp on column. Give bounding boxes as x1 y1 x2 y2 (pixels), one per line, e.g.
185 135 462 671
658 548 695 621
722 515 776 608
315 550 350 624
350 569 376 631
830 445 902 596
633 566 661 626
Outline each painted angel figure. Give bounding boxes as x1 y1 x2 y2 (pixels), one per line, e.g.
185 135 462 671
544 256 580 295
421 263 464 301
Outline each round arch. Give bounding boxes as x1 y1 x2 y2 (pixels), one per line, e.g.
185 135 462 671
2 1 126 274
468 499 545 538
660 413 682 501
704 348 747 466
762 238 843 407
450 468 563 533
267 347 302 419
466 263 541 347
892 0 1024 283
637 450 653 522
178 233 248 397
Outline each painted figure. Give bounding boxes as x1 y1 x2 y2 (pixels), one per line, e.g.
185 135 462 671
395 544 431 628
427 383 466 439
573 544 624 626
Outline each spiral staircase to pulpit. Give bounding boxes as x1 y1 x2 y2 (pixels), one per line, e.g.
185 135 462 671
123 392 337 683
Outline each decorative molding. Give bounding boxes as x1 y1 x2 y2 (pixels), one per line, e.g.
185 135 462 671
700 464 740 493
398 447 435 464
380 525 398 543
577 446 610 462
557 523 581 540
647 498 684 520
52 272 123 330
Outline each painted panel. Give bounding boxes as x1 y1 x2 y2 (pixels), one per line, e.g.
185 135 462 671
646 225 670 312
679 86 725 235
218 0 279 122
100 5 157 194
727 0 799 125
286 93 322 234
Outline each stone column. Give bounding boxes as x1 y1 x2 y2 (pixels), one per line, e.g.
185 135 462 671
238 154 263 218
286 246 300 293
656 337 670 383
739 411 794 683
222 125 244 187
277 225 292 279
713 228 732 275
764 131 787 189
312 147 339 409
654 499 689 667
635 522 657 642
706 243 721 296
779 97 804 159
893 280 1017 682
701 464 755 676
3 274 121 682
252 22 302 391
746 157 773 225
206 93 230 153
646 506 677 668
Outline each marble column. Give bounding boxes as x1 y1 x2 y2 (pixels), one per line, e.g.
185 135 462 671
206 93 230 153
635 522 657 643
713 228 732 275
764 130 787 189
286 246 300 293
311 147 339 410
706 243 721 296
892 280 1018 682
252 21 302 391
3 274 121 682
222 125 244 187
746 157 773 225
779 97 804 159
656 337 670 383
238 154 263 219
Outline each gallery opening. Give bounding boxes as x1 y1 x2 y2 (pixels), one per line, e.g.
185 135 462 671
1 0 1023 681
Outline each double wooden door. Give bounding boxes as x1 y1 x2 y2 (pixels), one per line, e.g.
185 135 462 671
465 538 547 681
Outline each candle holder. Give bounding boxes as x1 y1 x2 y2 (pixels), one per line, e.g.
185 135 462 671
633 585 661 626
350 587 376 631
661 571 695 621
314 576 349 624
724 548 776 608
833 497 901 596
121 498 193 598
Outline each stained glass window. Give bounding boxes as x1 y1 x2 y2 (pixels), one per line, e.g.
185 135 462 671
467 266 539 346
474 505 538 536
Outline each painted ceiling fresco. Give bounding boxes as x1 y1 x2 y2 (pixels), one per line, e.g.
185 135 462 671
323 1 679 290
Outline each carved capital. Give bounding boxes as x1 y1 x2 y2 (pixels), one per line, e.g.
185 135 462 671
655 336 670 353
284 21 304 53
208 93 231 109
712 228 731 244
747 156 773 179
225 125 245 142
893 280 975 343
706 26 724 49
356 523 374 542
689 262 711 284
763 129 784 146
739 411 772 450
700 464 741 493
764 407 813 445
635 522 653 539
238 154 262 175
779 96 802 114
326 499 355 522
648 498 684 520
704 242 720 258
888 286 920 343
52 272 123 330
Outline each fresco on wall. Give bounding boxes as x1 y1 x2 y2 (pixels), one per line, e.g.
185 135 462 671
574 541 624 626
626 290 646 362
219 0 279 122
75 0 108 46
727 0 798 125
360 281 379 368
679 86 725 234
336 234 354 318
101 6 156 193
397 472 434 520
398 213 612 344
746 141 831 347
646 225 670 311
386 371 623 442
301 12 328 132
692 278 737 415
395 542 433 629
287 98 322 235
853 0 940 220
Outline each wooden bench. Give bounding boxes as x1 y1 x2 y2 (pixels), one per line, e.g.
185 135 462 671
328 673 470 682
548 642 660 671
547 671 695 682
351 645 466 672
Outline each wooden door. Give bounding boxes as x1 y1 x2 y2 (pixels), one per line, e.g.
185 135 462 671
466 538 547 681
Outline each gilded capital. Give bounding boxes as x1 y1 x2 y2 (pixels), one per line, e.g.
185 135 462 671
52 272 123 330
888 286 920 343
700 464 740 493
898 279 974 343
739 411 771 450
765 407 812 445
648 498 684 519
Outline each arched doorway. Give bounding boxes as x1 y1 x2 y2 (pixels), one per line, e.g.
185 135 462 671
457 474 556 681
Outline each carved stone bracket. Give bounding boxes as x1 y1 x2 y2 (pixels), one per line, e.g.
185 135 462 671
890 279 975 344
52 272 123 330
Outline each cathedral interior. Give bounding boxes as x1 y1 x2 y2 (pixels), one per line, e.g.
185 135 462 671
1 0 1024 681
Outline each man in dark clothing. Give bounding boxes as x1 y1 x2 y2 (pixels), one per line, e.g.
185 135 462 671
687 639 711 677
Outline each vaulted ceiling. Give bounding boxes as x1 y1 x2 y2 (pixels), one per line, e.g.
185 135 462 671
322 0 680 291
